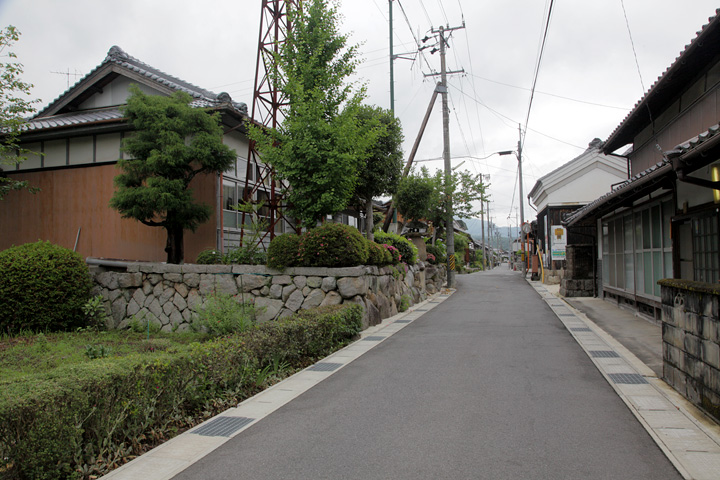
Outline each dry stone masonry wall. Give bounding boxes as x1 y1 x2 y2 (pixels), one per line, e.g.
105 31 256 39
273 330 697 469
92 262 446 332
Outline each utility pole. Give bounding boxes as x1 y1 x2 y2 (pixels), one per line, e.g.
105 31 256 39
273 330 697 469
487 198 491 268
389 0 394 112
481 199 485 270
517 124 525 228
517 123 529 275
424 22 464 288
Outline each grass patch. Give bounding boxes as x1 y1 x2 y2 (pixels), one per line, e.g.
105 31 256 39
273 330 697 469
0 330 208 383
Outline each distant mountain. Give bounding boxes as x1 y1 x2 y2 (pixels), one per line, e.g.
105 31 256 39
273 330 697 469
461 218 519 240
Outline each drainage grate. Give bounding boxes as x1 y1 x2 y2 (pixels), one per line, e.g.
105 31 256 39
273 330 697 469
608 373 648 384
590 350 620 358
570 327 592 332
307 362 343 372
363 336 386 341
415 309 428 312
192 416 254 437
395 319 412 323
557 313 576 317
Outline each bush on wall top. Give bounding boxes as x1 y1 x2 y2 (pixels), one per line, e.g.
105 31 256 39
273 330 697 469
0 241 93 334
373 231 418 265
298 223 369 268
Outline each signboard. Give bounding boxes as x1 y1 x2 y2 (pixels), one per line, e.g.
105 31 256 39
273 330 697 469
551 225 567 261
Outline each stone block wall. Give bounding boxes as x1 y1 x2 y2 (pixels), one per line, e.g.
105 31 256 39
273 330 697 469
659 279 720 423
91 262 446 333
560 245 595 297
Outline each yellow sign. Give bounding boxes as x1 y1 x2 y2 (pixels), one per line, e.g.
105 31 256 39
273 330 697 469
449 254 456 271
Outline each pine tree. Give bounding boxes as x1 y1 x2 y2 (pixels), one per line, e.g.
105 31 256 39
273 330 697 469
110 85 236 263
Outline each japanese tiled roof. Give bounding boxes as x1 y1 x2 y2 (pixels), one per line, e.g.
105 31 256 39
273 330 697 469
22 107 124 132
27 46 247 130
604 8 720 153
566 123 720 226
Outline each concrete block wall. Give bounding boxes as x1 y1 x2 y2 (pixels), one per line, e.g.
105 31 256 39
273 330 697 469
91 262 446 333
659 279 720 423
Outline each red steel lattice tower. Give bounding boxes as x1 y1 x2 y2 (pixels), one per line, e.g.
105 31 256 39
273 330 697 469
240 0 300 246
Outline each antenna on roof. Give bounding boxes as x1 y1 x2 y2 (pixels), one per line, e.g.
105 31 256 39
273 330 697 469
51 68 82 88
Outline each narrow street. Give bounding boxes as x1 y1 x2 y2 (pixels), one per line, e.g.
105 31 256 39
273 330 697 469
172 266 681 480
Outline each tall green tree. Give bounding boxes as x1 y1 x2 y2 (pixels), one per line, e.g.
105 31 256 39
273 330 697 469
353 105 404 240
395 166 439 224
0 25 40 199
396 167 486 241
110 85 236 264
250 0 372 227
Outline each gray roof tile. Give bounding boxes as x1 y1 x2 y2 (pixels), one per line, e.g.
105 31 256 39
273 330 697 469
35 46 247 118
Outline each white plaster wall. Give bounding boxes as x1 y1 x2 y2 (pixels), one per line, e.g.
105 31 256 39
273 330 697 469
78 77 162 110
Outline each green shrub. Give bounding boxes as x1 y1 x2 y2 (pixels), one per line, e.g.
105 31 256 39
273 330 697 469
374 231 418 264
190 293 255 335
381 243 401 264
399 294 411 312
0 241 93 334
297 223 369 267
196 248 223 264
224 246 266 266
267 233 301 269
0 304 362 479
367 241 393 266
425 244 446 264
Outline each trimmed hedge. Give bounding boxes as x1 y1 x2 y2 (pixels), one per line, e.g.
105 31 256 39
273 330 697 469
0 241 93 334
297 223 369 267
373 231 418 265
367 241 393 266
0 304 363 480
267 233 301 269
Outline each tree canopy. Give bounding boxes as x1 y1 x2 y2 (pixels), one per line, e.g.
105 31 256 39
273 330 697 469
0 25 40 199
250 0 373 227
353 105 404 239
110 85 236 263
396 167 487 238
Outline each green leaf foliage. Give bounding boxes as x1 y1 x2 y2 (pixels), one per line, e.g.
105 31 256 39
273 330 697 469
395 166 440 223
374 231 418 265
109 85 236 263
0 25 41 199
250 0 372 227
267 233 302 269
367 241 394 266
0 241 93 334
297 222 369 267
0 304 362 479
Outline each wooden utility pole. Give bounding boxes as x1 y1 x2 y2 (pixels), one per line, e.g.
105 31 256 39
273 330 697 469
425 22 464 288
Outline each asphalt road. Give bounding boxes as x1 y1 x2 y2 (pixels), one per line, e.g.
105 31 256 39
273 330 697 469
173 266 682 480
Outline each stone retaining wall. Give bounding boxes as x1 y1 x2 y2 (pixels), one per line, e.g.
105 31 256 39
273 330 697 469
91 262 446 332
659 279 720 423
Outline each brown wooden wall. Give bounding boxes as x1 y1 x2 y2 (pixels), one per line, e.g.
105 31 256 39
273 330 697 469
0 164 217 262
632 80 720 173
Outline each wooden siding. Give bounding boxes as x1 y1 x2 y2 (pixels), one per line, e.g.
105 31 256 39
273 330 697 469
0 164 217 262
632 81 720 173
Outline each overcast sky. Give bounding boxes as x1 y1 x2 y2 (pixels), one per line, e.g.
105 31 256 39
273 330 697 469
1 0 718 228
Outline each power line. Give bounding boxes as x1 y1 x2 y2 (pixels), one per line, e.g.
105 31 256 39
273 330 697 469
467 73 630 110
448 83 586 150
521 0 555 152
620 0 646 93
